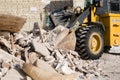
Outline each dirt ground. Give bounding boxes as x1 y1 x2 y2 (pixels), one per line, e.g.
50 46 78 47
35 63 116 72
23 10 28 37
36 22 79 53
85 53 120 80
101 53 120 80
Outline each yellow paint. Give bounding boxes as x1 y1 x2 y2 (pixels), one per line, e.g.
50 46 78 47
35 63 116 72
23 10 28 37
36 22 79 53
81 6 120 47
100 13 120 46
83 7 99 23
91 7 98 22
82 18 88 26
89 32 102 54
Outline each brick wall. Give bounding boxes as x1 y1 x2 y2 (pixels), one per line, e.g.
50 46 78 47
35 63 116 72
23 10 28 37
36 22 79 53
0 0 48 31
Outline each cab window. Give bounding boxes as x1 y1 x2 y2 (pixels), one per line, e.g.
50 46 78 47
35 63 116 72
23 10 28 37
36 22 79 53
110 3 119 11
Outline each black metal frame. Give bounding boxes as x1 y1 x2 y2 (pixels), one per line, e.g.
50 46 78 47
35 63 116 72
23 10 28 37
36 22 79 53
96 0 120 14
109 0 120 13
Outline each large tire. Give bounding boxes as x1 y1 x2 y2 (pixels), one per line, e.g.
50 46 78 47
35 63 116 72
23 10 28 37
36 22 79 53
75 25 104 59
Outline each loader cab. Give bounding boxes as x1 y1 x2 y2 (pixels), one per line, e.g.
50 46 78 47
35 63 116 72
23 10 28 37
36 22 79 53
98 0 120 49
109 0 120 13
96 0 120 14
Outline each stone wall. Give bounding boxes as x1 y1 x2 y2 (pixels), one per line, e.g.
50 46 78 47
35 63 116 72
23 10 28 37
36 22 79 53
0 0 73 31
49 0 73 12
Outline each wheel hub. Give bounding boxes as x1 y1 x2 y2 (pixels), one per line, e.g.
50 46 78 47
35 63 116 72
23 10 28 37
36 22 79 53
89 33 102 55
91 37 97 48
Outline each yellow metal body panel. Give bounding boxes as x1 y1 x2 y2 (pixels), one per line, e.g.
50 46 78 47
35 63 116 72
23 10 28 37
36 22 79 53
83 7 98 23
100 14 120 46
82 7 120 47
91 7 98 22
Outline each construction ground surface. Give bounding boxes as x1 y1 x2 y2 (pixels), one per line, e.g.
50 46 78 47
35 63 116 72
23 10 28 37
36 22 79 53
93 53 120 80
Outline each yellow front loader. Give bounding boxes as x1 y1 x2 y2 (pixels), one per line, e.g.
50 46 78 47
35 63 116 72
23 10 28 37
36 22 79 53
50 0 120 59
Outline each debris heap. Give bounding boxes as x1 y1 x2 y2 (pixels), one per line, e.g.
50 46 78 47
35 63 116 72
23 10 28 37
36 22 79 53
0 15 105 80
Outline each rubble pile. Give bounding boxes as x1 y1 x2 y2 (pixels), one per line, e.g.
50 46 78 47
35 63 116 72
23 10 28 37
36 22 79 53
0 24 105 80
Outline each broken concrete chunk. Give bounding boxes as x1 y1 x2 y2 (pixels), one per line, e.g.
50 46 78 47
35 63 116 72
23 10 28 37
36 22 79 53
1 68 26 80
35 59 58 74
22 63 80 80
44 56 55 61
0 49 24 64
24 47 31 64
22 63 59 80
17 38 27 47
66 54 75 67
10 35 15 50
52 25 67 34
44 43 54 52
86 73 96 80
28 52 38 64
54 50 63 60
40 28 47 35
56 61 75 75
0 72 2 78
53 28 69 47
26 76 32 80
14 32 25 41
1 68 9 77
15 52 21 59
1 60 10 69
0 37 11 49
45 31 57 44
32 39 50 57
69 50 79 57
0 14 26 32
0 49 13 62
0 31 10 40
46 58 55 64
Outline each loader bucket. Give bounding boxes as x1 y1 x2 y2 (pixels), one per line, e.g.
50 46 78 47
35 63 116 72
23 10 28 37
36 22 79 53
0 14 26 32
56 31 76 51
